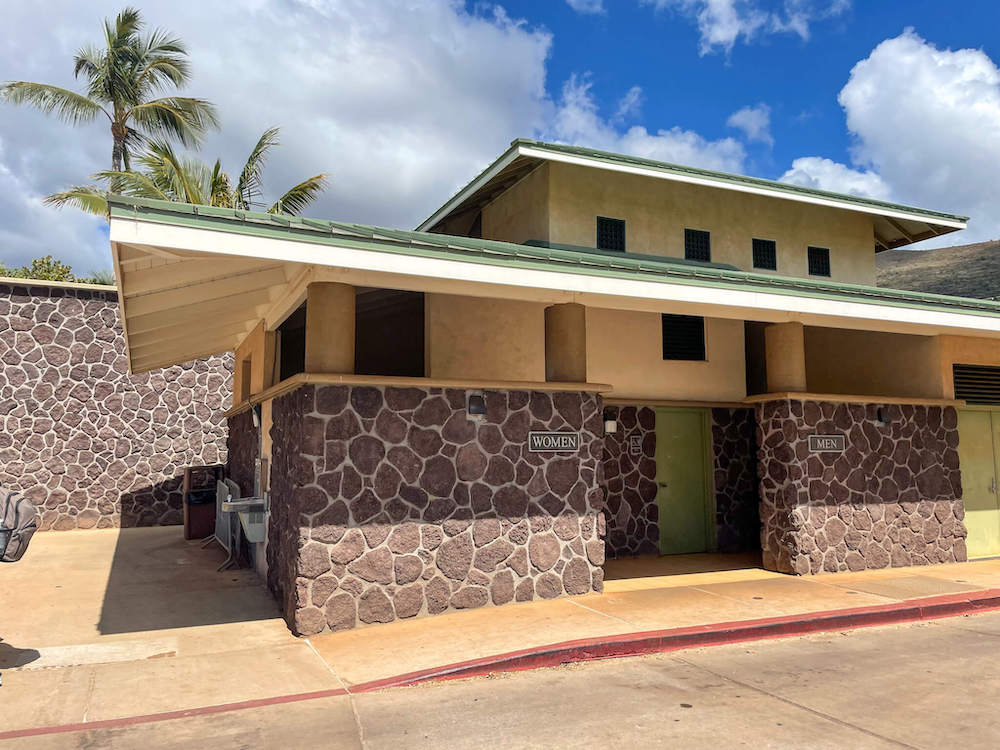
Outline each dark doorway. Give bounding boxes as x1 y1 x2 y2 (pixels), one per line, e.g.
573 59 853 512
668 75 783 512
355 289 425 377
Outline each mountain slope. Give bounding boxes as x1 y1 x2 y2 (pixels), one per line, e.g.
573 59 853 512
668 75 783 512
876 240 1000 299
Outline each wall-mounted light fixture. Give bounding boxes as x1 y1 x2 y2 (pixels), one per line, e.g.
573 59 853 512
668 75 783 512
603 407 618 434
468 391 487 421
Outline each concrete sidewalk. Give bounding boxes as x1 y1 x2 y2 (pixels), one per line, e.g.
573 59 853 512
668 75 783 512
2 527 999 737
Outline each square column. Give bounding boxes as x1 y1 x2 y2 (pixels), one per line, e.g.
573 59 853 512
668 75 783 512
305 282 355 373
765 322 806 393
545 302 587 382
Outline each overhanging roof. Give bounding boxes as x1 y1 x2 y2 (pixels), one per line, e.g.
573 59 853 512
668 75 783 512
109 195 1000 374
417 139 969 252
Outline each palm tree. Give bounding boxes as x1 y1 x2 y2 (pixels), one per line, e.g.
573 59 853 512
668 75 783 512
48 127 330 217
1 7 217 172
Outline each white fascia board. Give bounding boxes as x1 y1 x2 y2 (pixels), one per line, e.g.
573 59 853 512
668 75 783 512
519 146 967 231
415 147 521 232
110 217 1000 338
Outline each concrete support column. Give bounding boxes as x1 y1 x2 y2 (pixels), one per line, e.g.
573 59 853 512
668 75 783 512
765 322 807 393
545 302 587 382
305 282 355 373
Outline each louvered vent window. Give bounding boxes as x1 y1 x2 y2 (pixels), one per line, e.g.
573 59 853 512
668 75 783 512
953 364 1000 405
596 217 626 252
684 229 711 262
752 238 777 270
662 314 706 361
808 246 831 277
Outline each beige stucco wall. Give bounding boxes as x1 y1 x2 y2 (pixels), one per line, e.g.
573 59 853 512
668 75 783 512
481 163 550 245
425 293 546 381
804 327 945 399
587 308 746 401
545 162 877 285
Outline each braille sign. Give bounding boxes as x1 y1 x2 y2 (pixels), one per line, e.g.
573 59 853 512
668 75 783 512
528 431 581 453
629 434 642 456
808 434 846 452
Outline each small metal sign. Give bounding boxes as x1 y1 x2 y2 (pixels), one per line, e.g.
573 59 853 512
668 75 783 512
528 431 581 453
629 434 642 456
808 434 846 452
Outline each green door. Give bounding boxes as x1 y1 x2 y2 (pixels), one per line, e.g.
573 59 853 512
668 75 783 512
654 407 711 555
959 410 1000 558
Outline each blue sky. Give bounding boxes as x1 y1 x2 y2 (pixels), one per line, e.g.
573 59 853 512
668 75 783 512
503 0 999 184
2 0 1000 272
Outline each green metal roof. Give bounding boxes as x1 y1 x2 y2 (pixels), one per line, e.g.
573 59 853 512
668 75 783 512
108 195 1000 321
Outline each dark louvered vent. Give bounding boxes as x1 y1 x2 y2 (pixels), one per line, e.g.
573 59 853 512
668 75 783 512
597 217 626 252
684 229 711 262
662 314 706 361
954 364 1000 405
808 246 831 277
752 238 777 270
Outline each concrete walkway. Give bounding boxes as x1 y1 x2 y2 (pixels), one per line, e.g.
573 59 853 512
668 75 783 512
2 527 999 737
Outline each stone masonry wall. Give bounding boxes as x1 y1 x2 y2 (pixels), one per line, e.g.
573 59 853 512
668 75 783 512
711 408 760 553
601 406 657 557
267 384 606 635
756 399 966 574
226 409 259 498
0 282 232 529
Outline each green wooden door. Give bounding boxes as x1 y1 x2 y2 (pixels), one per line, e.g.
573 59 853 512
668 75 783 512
655 407 711 555
958 410 1000 558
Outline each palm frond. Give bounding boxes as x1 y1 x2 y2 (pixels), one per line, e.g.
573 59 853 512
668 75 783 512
72 44 103 81
92 168 171 201
0 82 106 124
43 185 109 216
136 29 190 92
128 96 219 146
209 159 234 208
236 127 280 210
268 174 330 216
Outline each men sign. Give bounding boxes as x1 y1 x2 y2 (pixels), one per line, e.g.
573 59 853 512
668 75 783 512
808 434 846 452
528 431 580 453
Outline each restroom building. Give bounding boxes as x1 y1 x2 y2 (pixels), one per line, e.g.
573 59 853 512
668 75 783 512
107 139 1000 635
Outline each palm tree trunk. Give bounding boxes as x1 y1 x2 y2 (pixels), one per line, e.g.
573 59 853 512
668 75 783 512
111 120 126 172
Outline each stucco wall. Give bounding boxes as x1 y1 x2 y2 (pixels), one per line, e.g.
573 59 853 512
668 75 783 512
481 162 550 245
804 327 944 399
546 162 877 285
425 293 546 381
587 309 746 401
937 335 1000 399
267 384 606 635
0 282 231 529
756 398 966 574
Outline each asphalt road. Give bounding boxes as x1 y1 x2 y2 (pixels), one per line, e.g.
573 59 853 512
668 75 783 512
15 610 1000 749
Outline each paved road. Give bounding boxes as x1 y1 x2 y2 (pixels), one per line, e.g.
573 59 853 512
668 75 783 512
14 611 1000 749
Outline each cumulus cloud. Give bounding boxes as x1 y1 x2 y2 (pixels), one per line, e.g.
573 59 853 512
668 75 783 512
566 0 605 13
780 156 891 200
726 103 773 145
641 0 850 55
548 75 747 172
781 29 1000 245
0 0 553 270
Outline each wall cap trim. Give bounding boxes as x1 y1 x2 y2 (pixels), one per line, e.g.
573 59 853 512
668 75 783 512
225 372 612 417
744 391 965 407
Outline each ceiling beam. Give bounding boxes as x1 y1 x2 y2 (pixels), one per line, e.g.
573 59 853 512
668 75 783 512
123 266 289 318
263 265 314 331
885 218 916 243
126 298 273 337
124 256 285 298
130 318 257 352
130 336 243 372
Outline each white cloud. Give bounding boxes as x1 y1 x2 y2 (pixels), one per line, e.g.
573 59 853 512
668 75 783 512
780 156 891 200
548 75 747 172
614 85 645 122
727 103 773 145
781 29 1000 245
566 0 605 13
0 0 553 270
641 0 850 55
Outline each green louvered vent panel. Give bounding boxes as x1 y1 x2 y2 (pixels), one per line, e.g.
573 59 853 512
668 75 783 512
662 314 706 361
954 364 1000 405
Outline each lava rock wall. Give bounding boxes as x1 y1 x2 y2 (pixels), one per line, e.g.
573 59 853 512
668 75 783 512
756 398 967 574
267 384 606 634
0 282 231 529
711 408 760 552
601 406 658 557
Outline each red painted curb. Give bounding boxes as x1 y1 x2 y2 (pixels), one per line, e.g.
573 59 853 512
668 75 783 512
3 587 999 741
